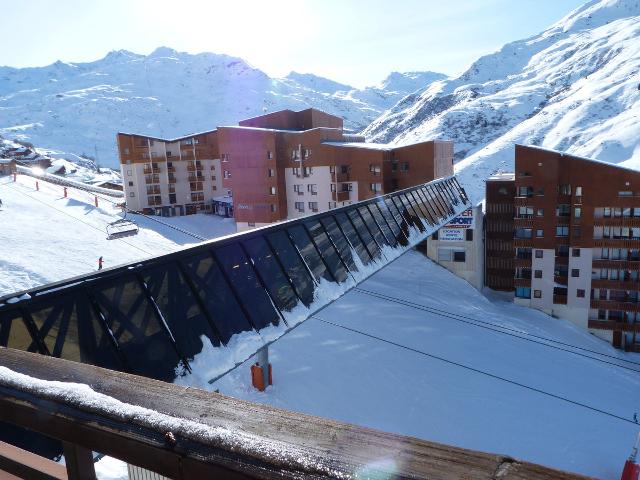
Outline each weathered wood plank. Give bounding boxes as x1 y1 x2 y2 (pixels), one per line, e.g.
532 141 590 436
0 347 594 480
0 440 67 480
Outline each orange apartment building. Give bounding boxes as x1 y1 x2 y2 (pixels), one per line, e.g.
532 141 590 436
485 144 640 351
117 108 454 230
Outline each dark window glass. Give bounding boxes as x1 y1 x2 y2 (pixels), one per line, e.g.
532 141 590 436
144 261 222 356
375 200 402 243
348 208 380 260
214 244 280 330
397 194 425 231
334 211 371 264
466 229 474 241
384 197 410 242
453 250 466 262
320 216 357 271
0 310 38 352
368 203 397 247
29 294 124 371
180 252 254 344
92 277 180 381
288 224 332 282
358 206 388 247
266 230 315 306
305 220 348 283
243 236 299 312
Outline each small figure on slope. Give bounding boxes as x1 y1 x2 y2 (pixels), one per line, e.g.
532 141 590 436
98 256 104 271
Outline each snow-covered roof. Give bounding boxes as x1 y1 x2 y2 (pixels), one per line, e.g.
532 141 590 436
322 141 392 150
487 172 515 181
218 125 343 134
117 128 218 143
519 144 640 175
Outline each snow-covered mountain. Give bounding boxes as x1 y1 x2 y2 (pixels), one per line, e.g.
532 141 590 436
364 0 640 202
0 48 444 168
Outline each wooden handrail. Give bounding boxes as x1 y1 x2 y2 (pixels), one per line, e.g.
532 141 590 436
0 440 67 480
0 348 593 480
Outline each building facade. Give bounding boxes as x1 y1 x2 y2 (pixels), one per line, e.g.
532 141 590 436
425 204 484 290
118 108 454 230
485 173 516 291
485 145 640 351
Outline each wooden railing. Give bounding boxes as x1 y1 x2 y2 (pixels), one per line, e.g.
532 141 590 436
0 348 591 480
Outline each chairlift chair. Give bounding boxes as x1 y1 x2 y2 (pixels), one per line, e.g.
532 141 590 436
106 212 139 240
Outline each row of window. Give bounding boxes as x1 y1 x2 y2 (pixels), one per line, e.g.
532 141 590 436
595 207 640 218
515 287 585 299
294 202 319 213
594 248 640 261
516 185 583 197
594 226 640 240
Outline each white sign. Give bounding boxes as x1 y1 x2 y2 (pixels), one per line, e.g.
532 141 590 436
444 208 473 229
439 228 465 241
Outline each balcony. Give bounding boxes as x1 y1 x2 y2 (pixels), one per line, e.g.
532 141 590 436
513 239 533 248
591 279 639 289
167 166 176 173
187 164 203 172
515 251 532 260
513 278 531 288
168 176 177 184
554 256 568 266
514 257 532 267
554 275 568 286
594 216 640 227
335 171 350 183
588 319 640 333
593 259 640 268
336 191 350 202
145 176 160 185
188 175 204 182
590 299 640 311
553 294 568 305
593 238 640 248
143 167 161 175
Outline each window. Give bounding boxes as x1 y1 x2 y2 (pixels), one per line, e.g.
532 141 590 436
267 151 273 159
303 166 312 176
556 204 570 217
124 148 130 155
536 229 544 238
128 181 133 187
400 162 410 172
515 287 531 299
303 148 311 159
466 229 473 241
127 170 132 176
370 183 382 192
432 231 439 240
517 206 534 218
269 186 276 195
291 149 300 160
604 207 611 217
624 207 632 217
328 201 337 209
293 184 302 194
515 228 532 239
369 164 381 175
330 165 336 173
391 161 398 172
224 170 231 179
517 186 533 197
534 270 542 278
571 269 580 278
536 187 545 196
129 192 135 197
534 290 542 298
575 289 584 298
270 204 277 213
619 191 633 197
308 201 318 212
169 193 176 204
166 151 172 157
559 184 571 195
437 248 452 262
535 250 543 259
575 186 582 197
307 184 318 195
248 222 255 227
537 208 544 216
268 168 275 177
293 167 300 176
294 202 304 212
556 225 569 237
614 207 623 217
574 207 582 219
573 226 581 238
453 250 466 262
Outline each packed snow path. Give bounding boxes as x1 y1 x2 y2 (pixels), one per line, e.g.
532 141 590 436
0 174 235 296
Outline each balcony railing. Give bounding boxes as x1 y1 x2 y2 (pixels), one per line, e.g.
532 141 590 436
553 294 568 305
588 319 640 332
554 275 568 285
336 191 350 202
144 176 160 185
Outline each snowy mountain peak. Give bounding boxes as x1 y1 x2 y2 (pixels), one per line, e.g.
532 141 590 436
0 48 444 168
363 0 640 202
378 71 447 93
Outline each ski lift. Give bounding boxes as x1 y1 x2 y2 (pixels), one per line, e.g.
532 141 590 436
106 212 139 240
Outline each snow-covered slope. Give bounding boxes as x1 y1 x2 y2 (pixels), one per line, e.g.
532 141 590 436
0 174 235 296
0 48 443 169
364 0 640 201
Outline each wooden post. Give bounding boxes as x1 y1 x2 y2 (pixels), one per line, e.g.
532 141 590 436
64 187 68 198
94 196 98 208
36 181 39 191
63 442 96 480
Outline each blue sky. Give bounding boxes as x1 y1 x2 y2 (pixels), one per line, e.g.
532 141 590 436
1 0 587 87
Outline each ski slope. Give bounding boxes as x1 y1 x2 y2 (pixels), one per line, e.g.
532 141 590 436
0 174 235 296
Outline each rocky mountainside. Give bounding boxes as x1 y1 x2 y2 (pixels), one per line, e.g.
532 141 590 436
363 0 640 201
0 48 444 168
